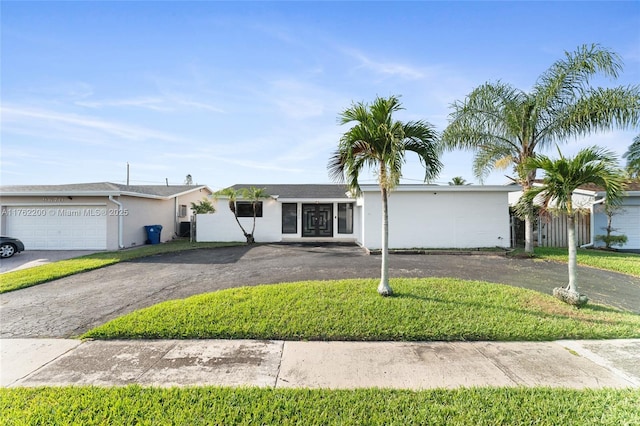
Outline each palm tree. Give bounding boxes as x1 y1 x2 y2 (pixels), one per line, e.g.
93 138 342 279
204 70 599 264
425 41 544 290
448 176 468 186
623 134 640 179
442 44 640 254
214 186 270 244
519 146 624 306
190 198 216 214
328 95 441 296
241 186 270 244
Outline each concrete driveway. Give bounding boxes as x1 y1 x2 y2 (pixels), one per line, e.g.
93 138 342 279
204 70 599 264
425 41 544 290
1 243 638 338
0 250 99 273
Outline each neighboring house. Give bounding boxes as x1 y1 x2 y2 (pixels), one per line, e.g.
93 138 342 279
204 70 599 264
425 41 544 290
508 181 640 250
197 184 515 250
0 182 213 250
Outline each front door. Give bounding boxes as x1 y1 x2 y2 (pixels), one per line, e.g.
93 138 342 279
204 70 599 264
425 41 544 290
302 204 333 237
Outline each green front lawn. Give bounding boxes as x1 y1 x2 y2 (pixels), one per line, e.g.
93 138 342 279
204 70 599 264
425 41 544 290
0 241 242 294
83 278 640 341
1 386 638 425
534 247 640 277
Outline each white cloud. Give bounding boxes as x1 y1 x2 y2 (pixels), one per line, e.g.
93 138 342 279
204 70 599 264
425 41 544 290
75 95 225 114
76 97 173 112
1 105 182 143
341 48 426 80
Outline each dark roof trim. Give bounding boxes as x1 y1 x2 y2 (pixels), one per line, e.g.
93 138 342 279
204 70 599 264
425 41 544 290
228 184 351 199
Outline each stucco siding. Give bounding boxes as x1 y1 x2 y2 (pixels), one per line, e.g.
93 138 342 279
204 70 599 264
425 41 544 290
118 196 176 247
360 190 511 249
197 198 282 243
176 190 212 221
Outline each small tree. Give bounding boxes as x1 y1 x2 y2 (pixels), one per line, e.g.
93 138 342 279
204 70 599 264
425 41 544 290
519 146 624 306
190 198 215 214
214 186 270 244
448 176 468 186
241 186 270 244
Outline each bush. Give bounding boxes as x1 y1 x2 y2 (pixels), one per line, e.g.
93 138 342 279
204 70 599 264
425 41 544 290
595 234 628 249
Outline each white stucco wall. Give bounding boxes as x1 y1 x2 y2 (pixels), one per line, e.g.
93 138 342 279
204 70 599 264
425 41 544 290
196 197 359 243
359 187 512 249
119 196 176 247
196 197 283 243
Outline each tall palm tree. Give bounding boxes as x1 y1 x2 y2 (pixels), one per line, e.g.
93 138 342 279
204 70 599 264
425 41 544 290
328 95 441 296
519 146 624 306
448 176 468 186
623 134 640 179
214 186 270 244
442 44 640 253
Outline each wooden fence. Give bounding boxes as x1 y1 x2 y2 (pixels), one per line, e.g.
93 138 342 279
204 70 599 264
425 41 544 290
537 212 591 248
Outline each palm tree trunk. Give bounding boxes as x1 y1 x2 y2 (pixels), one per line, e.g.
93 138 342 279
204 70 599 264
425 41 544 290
229 201 250 243
566 212 578 293
524 214 534 253
378 186 393 296
553 207 587 306
522 175 536 254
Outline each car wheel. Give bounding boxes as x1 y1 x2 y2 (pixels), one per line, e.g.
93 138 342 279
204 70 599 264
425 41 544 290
0 243 16 258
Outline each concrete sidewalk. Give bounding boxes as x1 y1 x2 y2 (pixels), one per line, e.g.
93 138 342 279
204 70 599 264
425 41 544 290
1 339 639 389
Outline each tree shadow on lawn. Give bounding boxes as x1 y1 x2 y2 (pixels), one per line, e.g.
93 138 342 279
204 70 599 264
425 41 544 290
393 290 640 337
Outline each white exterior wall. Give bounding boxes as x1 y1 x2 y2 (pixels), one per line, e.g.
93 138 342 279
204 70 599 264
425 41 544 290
359 188 511 249
196 197 282 243
196 198 358 243
118 196 177 248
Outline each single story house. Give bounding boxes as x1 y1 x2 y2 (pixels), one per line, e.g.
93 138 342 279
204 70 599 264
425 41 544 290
197 184 516 250
0 182 213 250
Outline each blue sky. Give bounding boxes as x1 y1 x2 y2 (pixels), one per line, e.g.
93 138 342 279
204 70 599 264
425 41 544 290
2 1 639 190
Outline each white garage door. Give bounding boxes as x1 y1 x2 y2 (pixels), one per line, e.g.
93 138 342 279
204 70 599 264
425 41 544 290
616 206 640 249
5 206 107 250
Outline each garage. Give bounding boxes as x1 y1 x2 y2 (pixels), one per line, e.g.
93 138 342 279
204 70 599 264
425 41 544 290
616 205 640 249
4 206 107 250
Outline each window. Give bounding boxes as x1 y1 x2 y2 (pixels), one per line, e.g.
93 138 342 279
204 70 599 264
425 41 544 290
236 201 263 217
178 205 187 218
338 203 353 234
282 203 297 234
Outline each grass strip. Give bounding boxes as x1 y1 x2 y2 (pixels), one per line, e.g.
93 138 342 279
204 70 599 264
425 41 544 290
83 278 640 341
533 247 640 277
0 241 242 294
1 386 638 425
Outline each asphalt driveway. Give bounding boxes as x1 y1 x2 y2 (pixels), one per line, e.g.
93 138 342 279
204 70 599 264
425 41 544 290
1 243 639 338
